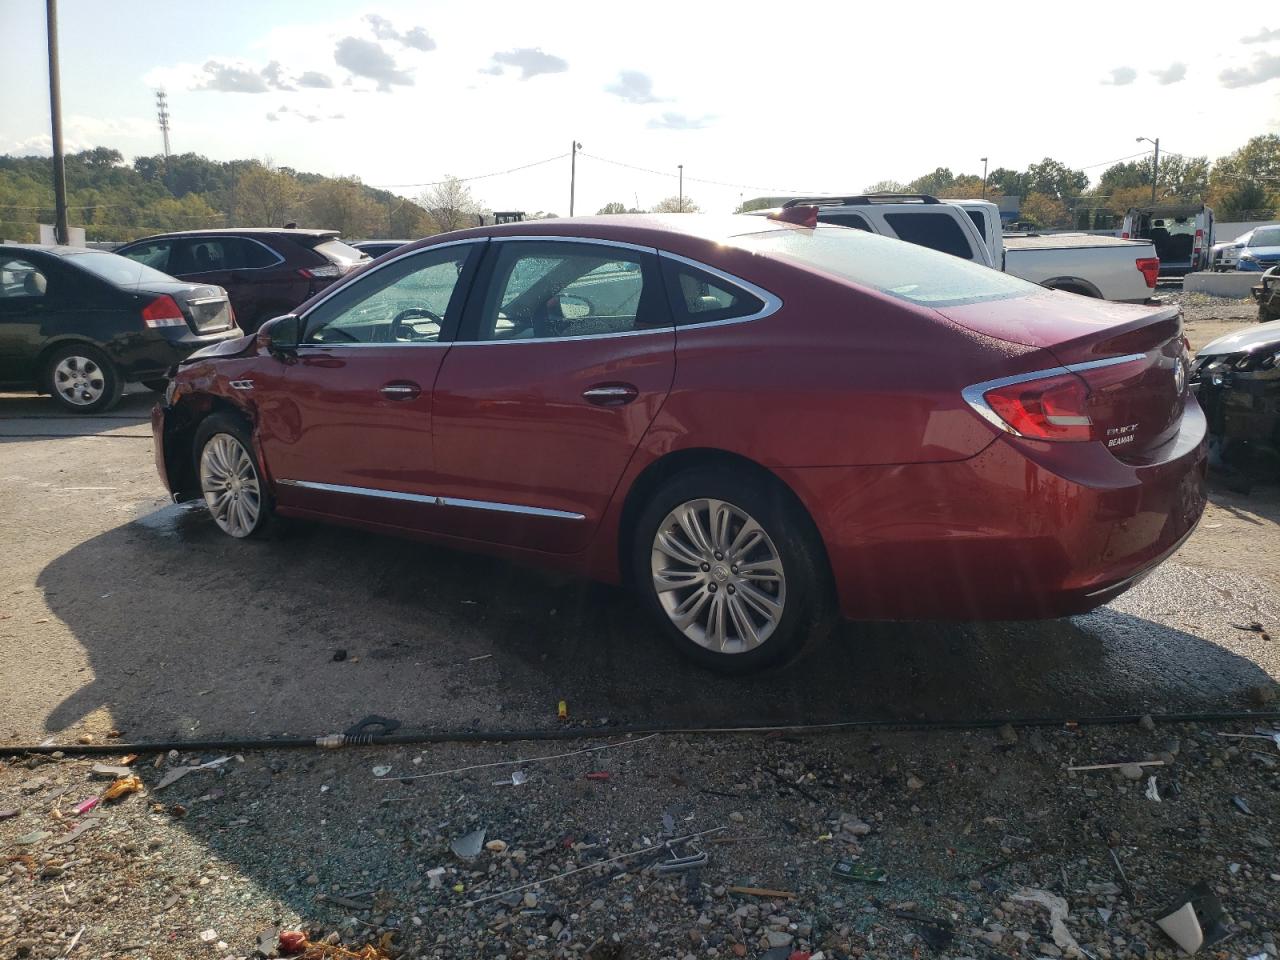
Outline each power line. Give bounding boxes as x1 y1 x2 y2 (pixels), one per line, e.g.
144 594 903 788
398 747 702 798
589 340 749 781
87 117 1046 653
578 151 819 195
1076 149 1153 170
371 153 569 189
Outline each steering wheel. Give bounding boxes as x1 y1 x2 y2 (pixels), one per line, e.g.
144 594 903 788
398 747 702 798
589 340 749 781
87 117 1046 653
390 307 443 342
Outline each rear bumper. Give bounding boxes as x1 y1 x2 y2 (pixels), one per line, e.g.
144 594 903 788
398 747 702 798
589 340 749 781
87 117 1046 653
779 396 1207 621
151 403 174 494
109 325 244 381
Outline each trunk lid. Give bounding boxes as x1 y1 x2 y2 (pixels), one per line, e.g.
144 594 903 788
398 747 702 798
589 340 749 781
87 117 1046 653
138 281 235 334
943 291 1189 458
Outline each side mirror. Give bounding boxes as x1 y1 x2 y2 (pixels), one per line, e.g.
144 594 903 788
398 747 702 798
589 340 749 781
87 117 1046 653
257 314 300 358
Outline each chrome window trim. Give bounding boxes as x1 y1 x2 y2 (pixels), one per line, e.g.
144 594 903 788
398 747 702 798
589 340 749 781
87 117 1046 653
657 250 783 328
962 353 1147 436
490 235 657 255
295 341 450 350
276 478 586 521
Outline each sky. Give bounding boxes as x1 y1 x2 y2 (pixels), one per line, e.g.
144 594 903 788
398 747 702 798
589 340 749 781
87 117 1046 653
1 0 1278 216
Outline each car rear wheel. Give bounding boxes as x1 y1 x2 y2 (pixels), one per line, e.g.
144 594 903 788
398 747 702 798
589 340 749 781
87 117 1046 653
633 469 831 673
45 344 122 414
193 414 271 539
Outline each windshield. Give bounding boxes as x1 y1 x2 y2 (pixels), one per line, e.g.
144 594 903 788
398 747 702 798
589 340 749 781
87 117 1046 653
1248 226 1280 247
71 251 177 287
731 225 1035 307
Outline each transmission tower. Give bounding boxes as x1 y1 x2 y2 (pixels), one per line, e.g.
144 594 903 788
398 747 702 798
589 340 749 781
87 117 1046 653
155 90 171 158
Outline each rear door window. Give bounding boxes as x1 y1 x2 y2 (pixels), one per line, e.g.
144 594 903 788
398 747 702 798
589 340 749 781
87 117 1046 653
965 209 988 241
817 213 872 232
171 237 276 274
467 241 667 341
118 240 173 272
883 212 978 260
0 257 49 299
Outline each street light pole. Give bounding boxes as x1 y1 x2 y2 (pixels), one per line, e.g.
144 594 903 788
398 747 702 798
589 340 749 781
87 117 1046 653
569 140 581 216
1136 136 1160 204
980 157 989 199
678 164 683 212
45 0 69 245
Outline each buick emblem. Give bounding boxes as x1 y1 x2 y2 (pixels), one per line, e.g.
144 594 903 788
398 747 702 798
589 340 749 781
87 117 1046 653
1173 360 1186 395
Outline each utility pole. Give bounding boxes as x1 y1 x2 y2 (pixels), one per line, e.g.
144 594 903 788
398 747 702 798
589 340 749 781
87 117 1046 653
569 140 581 216
45 0 69 244
678 164 684 212
980 157 989 199
1137 136 1160 204
156 90 171 158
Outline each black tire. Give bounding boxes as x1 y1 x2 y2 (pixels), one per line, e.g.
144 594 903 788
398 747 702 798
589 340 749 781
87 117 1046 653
142 378 169 393
631 468 832 673
192 413 273 539
44 343 123 414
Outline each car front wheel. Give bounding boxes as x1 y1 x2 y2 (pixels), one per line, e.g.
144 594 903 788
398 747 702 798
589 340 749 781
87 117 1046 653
193 414 271 538
633 469 831 673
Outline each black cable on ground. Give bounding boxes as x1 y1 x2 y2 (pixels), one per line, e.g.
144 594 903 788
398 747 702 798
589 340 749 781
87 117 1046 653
2 709 1279 758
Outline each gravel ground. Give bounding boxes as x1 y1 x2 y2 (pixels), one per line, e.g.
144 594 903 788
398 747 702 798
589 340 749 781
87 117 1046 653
2 719 1279 960
2 289 1278 960
1167 289 1261 353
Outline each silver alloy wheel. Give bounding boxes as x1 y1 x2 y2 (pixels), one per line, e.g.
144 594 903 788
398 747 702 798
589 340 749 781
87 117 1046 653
52 355 105 407
650 498 786 654
199 433 262 538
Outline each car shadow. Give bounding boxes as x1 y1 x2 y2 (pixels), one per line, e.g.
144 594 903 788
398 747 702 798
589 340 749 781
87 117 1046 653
33 501 1279 743
0 388 155 441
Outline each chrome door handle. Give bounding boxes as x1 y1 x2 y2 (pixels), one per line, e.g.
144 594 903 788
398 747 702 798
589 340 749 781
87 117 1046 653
380 382 421 400
582 383 639 406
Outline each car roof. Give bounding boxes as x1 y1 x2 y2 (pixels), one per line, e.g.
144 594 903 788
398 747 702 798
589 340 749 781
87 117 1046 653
122 228 339 242
0 243 110 258
407 214 805 255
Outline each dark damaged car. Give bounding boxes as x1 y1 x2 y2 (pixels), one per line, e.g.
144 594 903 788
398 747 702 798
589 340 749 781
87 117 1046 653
1192 315 1280 477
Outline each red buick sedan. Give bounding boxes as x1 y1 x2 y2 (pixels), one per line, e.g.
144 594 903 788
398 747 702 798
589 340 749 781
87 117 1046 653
153 213 1206 671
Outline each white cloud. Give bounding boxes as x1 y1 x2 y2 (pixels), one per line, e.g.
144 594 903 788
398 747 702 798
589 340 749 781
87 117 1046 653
364 14 436 52
1220 51 1280 87
334 37 414 91
1150 62 1186 85
297 71 334 89
1242 26 1280 44
648 111 713 130
484 48 568 80
606 71 663 104
1101 66 1137 86
198 60 270 93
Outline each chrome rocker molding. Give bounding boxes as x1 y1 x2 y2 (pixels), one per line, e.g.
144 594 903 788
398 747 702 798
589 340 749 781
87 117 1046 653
276 478 587 521
962 354 1149 437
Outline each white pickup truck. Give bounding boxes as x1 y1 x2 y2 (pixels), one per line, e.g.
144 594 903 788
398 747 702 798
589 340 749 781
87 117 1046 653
764 195 1161 303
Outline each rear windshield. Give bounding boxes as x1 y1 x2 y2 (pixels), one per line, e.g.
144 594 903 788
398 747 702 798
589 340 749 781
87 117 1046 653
70 251 176 287
732 225 1035 307
1249 226 1280 247
314 238 369 264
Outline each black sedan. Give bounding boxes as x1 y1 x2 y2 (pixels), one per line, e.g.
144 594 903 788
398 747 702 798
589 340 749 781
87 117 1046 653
0 244 242 413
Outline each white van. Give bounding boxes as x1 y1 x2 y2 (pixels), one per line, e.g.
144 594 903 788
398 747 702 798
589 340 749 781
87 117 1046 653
1121 204 1214 275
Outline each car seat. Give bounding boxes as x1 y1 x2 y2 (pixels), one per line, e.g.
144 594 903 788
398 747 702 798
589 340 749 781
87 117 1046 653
23 271 47 296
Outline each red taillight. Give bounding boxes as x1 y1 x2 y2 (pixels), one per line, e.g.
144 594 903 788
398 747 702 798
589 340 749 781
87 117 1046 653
1135 257 1159 288
141 294 187 328
768 205 818 228
983 372 1095 442
1121 231 1130 239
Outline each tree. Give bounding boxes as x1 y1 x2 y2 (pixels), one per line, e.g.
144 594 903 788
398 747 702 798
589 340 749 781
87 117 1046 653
388 198 435 238
862 179 907 194
985 168 1023 196
651 195 700 213
306 177 382 237
1022 158 1087 202
1207 135 1280 218
906 167 955 195
1020 192 1068 228
935 174 1001 201
1157 154 1209 199
234 163 300 226
597 201 642 214
418 176 480 232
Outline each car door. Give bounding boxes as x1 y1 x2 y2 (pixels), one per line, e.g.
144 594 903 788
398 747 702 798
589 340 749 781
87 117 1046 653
169 236 268 323
429 237 675 552
258 240 483 529
0 253 54 383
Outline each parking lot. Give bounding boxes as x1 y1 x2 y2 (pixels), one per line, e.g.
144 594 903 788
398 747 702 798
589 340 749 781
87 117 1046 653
2 298 1278 748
